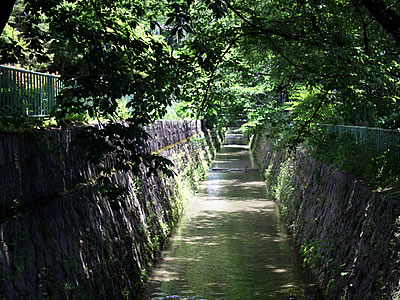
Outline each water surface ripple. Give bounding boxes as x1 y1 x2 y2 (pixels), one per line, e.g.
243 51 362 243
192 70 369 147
141 132 321 299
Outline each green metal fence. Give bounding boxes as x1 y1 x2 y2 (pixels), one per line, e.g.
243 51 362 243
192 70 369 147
0 65 62 117
323 124 400 155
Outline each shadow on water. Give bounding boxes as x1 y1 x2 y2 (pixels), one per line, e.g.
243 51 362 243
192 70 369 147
140 131 322 300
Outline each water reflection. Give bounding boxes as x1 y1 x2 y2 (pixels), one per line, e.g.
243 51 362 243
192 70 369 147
140 132 321 300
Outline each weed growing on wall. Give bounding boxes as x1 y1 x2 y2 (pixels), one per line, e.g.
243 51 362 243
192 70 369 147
274 160 294 203
300 238 346 296
273 159 296 223
263 164 277 199
252 131 400 299
388 216 400 299
191 135 215 167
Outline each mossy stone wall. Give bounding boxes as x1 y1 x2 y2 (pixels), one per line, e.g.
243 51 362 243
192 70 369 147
251 133 400 300
0 120 219 299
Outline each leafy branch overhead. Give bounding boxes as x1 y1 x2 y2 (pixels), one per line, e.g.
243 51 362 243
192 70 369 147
1 0 399 170
0 0 184 190
165 0 399 134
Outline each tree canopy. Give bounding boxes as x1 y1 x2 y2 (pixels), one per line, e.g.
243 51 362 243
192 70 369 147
168 0 400 133
0 0 399 170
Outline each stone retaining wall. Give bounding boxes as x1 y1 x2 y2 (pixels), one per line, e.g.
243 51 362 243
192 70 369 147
0 120 218 299
251 133 400 300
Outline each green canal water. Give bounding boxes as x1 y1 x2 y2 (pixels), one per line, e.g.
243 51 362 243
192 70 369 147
140 132 321 299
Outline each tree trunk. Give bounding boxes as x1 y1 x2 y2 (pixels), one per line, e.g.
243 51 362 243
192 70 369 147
361 0 400 43
0 0 15 36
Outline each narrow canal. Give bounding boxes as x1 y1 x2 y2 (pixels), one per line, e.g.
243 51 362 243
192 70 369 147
141 131 321 299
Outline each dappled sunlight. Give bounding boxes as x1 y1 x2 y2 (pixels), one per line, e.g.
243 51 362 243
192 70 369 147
280 283 297 288
222 144 248 149
175 236 206 244
235 181 265 188
147 259 180 282
211 159 233 164
199 177 241 186
142 133 320 299
257 233 290 242
217 149 249 155
272 268 289 273
186 199 275 216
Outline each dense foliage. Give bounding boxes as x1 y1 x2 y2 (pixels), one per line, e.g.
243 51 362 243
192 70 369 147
163 0 400 191
0 0 399 179
173 0 400 132
1 0 180 177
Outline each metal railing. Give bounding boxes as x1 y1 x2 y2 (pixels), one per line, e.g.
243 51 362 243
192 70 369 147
323 124 400 155
0 65 62 117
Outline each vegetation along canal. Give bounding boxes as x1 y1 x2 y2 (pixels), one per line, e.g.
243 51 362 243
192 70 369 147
141 131 321 299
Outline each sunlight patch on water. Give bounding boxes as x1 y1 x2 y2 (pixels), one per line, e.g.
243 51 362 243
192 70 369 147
186 199 275 216
140 133 321 300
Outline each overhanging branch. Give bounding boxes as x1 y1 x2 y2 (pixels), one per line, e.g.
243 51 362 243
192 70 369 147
220 0 300 41
0 0 15 37
197 31 263 116
361 0 400 42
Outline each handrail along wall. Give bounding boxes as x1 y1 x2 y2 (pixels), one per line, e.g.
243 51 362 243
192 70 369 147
323 124 400 158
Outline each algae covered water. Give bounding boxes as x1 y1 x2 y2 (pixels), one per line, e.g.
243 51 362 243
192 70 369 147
140 131 320 299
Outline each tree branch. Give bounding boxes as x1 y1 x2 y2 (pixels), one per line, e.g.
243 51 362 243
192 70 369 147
220 0 300 41
0 0 15 36
197 32 253 116
351 0 370 53
220 0 311 84
361 0 400 42
294 91 329 146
